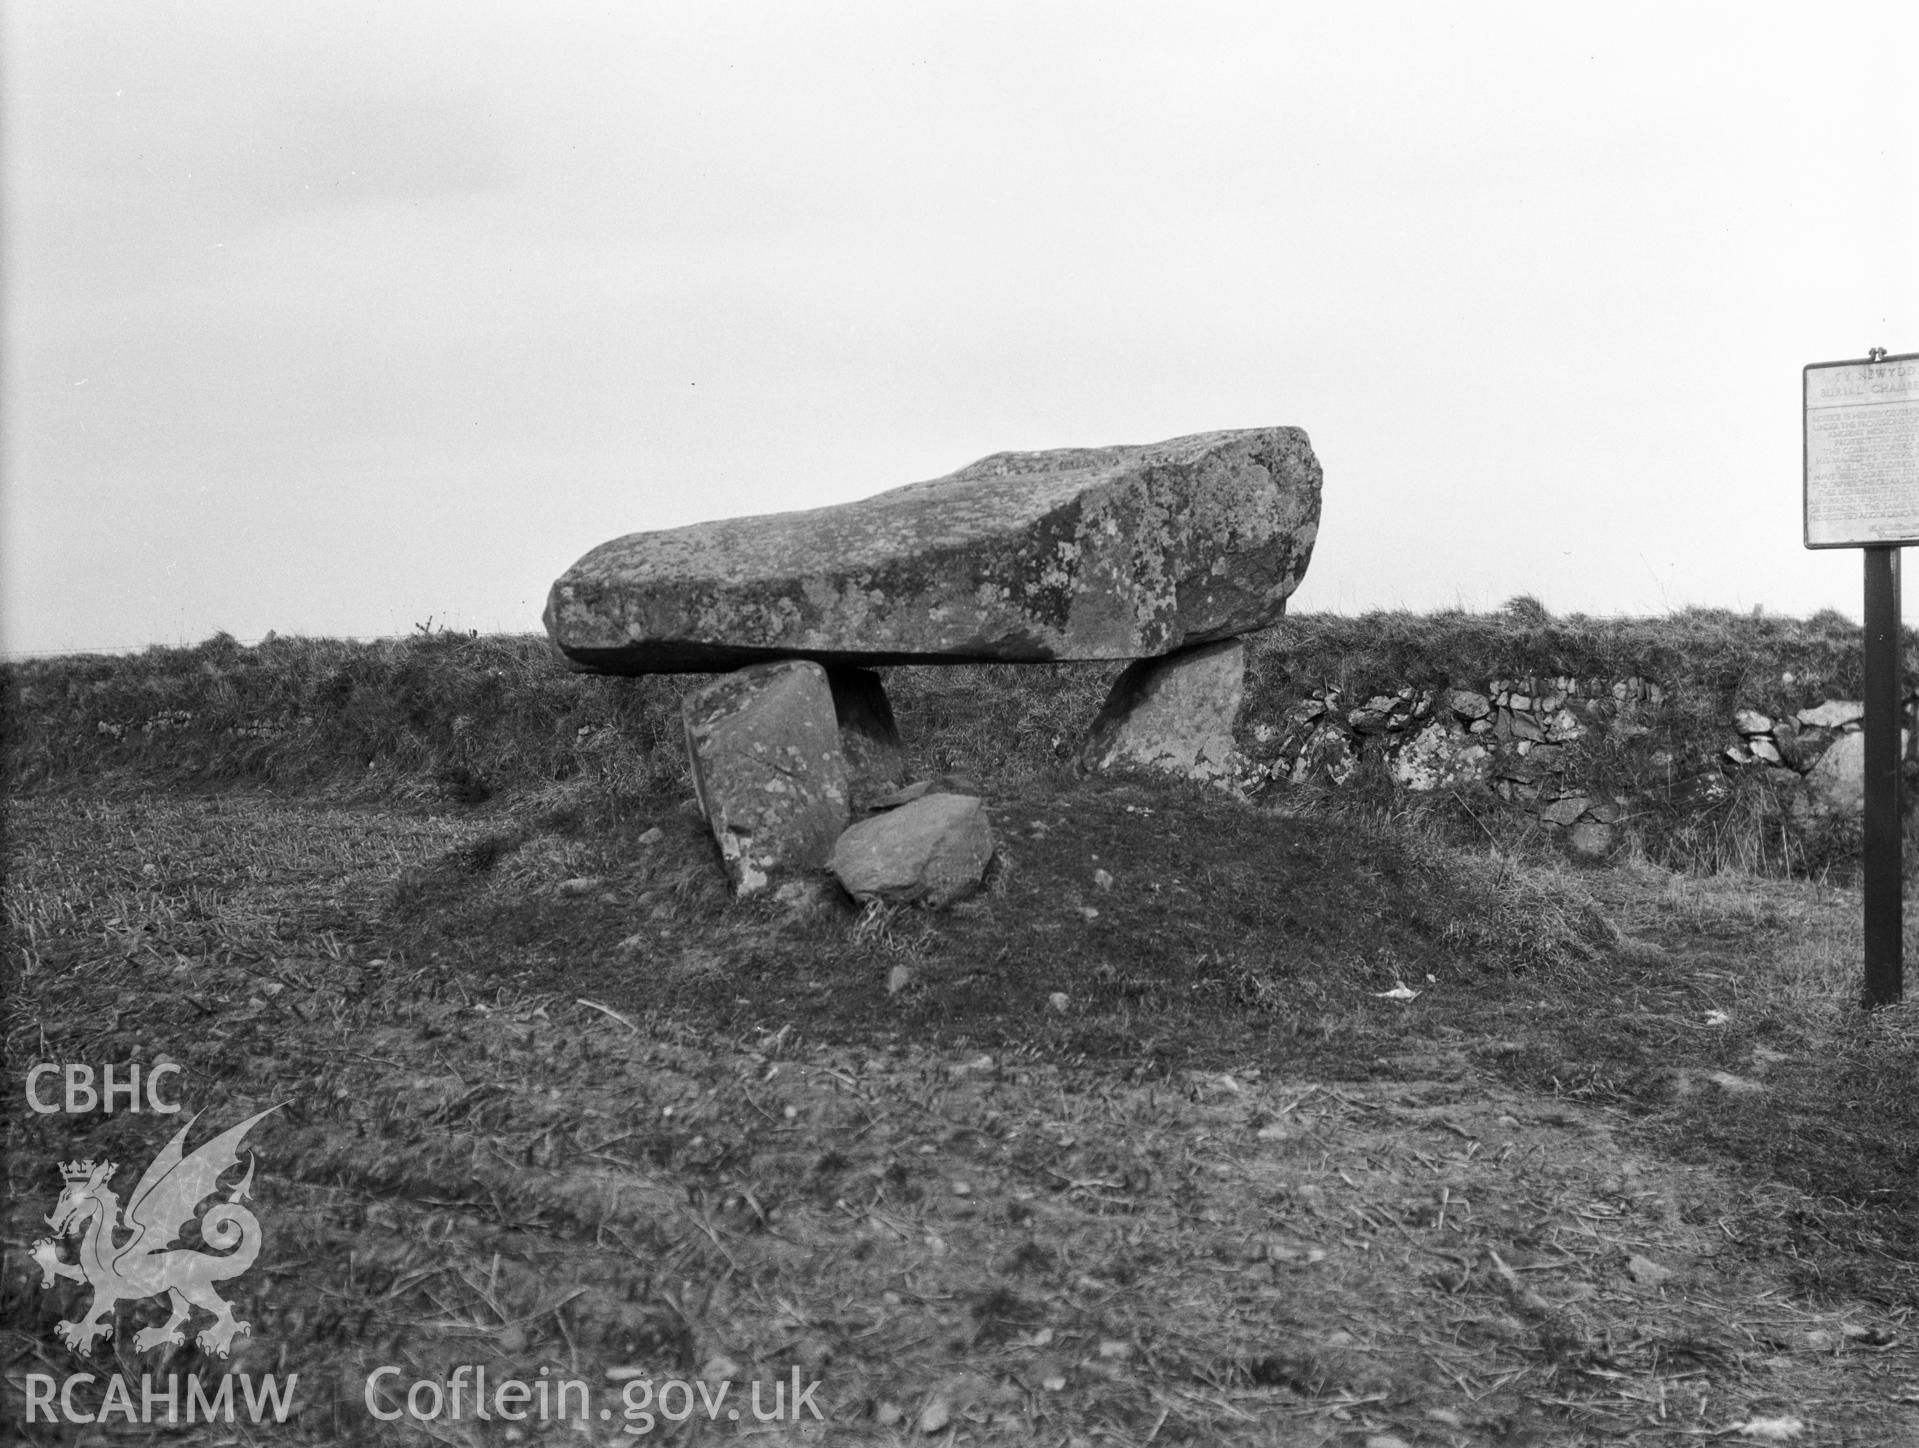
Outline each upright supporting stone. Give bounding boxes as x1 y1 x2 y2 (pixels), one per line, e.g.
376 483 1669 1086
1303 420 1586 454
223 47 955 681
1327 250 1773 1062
1082 638 1245 784
828 667 907 804
682 661 850 896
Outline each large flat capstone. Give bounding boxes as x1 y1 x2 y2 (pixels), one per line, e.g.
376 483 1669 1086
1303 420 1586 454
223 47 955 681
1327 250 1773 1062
545 427 1320 673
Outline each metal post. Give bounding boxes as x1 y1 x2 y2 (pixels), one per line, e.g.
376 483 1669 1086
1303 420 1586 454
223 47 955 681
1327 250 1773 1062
1862 545 1903 1008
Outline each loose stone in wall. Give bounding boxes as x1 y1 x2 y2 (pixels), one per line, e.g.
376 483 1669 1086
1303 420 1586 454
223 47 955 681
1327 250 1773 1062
1800 729 1896 816
1390 721 1490 791
1289 724 1358 786
1796 700 1864 729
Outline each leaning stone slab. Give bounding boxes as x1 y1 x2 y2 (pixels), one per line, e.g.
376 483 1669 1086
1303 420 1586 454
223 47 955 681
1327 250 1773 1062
544 428 1320 672
1082 638 1244 783
683 661 850 896
829 793 994 907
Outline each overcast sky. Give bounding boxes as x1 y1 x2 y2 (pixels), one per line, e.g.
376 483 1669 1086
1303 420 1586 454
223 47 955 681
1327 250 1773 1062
4 3 1915 656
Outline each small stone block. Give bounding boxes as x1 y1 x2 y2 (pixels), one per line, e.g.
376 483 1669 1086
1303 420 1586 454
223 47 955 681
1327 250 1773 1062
830 793 994 907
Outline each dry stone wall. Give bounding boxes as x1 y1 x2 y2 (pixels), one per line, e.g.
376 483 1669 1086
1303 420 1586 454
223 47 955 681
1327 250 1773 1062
1236 672 1918 854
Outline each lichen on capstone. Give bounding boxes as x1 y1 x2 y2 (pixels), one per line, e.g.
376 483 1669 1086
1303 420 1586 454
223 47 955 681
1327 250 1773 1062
544 428 1320 673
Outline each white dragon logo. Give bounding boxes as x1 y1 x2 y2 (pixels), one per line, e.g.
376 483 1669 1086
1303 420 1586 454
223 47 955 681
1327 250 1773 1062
30 1106 280 1358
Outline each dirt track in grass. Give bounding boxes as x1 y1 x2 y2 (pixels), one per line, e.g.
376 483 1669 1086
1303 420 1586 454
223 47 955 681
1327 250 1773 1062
6 785 1919 1445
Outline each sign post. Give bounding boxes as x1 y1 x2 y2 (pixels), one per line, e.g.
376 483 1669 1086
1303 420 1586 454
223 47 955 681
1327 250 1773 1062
1862 545 1902 1007
1804 348 1919 1008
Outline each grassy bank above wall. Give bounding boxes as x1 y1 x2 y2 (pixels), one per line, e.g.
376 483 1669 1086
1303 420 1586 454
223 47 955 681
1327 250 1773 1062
3 630 689 801
6 607 1915 875
1264 604 1911 712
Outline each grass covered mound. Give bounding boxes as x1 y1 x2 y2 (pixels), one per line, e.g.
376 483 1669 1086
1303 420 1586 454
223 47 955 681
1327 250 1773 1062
388 768 1614 1079
378 757 1919 1305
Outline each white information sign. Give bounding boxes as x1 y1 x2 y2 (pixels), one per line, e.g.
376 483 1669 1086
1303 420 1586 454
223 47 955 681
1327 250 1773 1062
1804 352 1919 548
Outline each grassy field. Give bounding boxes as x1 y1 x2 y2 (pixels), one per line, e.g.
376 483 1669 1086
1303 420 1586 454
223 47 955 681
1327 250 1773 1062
6 612 1919 1445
